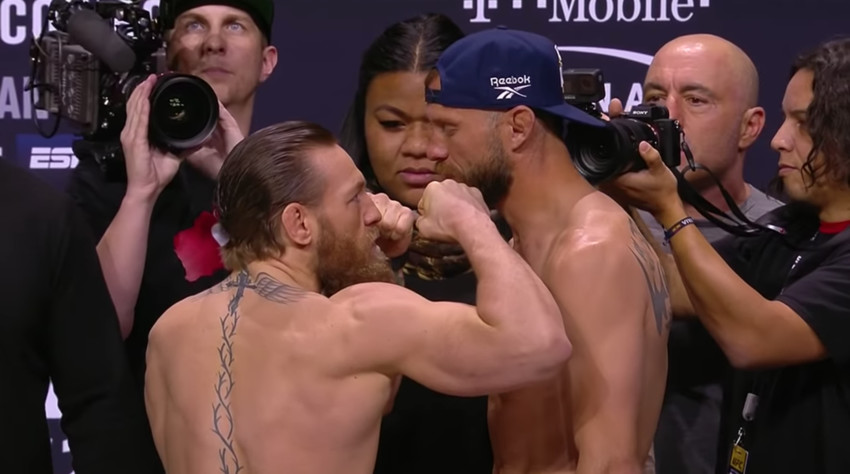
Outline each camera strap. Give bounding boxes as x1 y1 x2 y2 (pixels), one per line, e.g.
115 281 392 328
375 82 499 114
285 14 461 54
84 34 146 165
671 141 787 238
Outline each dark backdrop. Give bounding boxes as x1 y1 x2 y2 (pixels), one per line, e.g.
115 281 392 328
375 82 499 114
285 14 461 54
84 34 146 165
0 0 847 472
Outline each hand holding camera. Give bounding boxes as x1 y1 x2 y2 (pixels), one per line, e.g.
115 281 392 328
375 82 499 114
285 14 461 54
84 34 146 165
184 102 245 180
121 75 181 202
592 98 681 217
562 69 682 185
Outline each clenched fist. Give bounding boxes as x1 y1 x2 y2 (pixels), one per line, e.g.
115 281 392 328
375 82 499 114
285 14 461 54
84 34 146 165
369 192 416 258
416 180 490 242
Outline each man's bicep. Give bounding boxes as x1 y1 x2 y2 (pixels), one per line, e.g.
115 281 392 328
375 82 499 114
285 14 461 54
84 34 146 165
774 251 850 365
337 284 523 397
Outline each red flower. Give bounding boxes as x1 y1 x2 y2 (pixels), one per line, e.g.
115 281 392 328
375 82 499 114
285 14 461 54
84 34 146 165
174 211 225 282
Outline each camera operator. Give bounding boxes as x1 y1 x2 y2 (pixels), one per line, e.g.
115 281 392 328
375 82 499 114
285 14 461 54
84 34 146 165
67 0 277 396
608 36 850 474
424 27 671 473
609 34 782 474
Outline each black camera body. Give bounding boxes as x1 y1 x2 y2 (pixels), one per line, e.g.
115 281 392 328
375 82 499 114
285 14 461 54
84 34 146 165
29 0 219 179
562 68 682 185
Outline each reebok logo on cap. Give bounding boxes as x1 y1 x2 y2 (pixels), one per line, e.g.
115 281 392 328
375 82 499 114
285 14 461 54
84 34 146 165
490 75 532 99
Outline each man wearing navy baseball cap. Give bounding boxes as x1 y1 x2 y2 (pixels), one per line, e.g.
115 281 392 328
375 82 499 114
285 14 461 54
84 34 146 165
425 27 670 474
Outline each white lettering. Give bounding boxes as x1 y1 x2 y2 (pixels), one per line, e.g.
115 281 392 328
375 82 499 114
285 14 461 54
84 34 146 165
0 0 26 45
599 83 612 112
490 75 532 86
30 147 79 170
625 82 644 111
671 0 694 21
547 0 703 23
0 76 20 119
588 0 614 22
642 0 655 20
550 0 589 22
617 0 641 21
658 0 670 20
31 0 52 40
144 0 161 12
598 82 643 112
0 76 49 120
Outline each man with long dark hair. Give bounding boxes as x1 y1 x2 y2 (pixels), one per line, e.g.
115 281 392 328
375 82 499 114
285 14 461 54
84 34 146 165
610 36 850 474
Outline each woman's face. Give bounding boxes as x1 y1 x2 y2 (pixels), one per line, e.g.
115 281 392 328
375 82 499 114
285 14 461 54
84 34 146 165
364 71 444 207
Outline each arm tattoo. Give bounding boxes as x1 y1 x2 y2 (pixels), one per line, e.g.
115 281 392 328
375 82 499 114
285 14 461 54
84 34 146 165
627 219 672 334
208 271 306 473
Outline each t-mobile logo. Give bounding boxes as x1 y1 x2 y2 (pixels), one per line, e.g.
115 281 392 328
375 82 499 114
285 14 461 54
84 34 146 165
463 0 711 23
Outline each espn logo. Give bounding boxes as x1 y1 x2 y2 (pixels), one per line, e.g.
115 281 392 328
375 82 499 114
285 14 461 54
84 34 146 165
30 147 79 170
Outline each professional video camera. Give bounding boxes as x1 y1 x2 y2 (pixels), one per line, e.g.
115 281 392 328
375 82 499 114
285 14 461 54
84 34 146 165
561 68 682 185
27 0 219 179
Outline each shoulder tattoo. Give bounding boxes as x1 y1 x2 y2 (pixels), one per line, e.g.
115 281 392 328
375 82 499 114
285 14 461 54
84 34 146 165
627 219 672 334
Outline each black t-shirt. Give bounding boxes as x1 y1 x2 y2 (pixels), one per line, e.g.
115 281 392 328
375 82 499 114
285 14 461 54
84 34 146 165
67 158 229 389
373 269 493 474
0 160 162 474
714 204 850 474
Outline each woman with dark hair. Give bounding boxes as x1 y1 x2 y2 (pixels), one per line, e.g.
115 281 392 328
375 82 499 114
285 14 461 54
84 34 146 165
339 13 498 474
609 36 850 474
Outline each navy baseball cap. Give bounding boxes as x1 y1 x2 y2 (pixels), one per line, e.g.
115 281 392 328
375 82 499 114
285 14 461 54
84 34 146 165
426 27 606 128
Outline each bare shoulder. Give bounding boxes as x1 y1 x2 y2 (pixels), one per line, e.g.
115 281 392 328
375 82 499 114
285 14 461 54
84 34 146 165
550 192 671 332
553 192 639 263
330 282 431 318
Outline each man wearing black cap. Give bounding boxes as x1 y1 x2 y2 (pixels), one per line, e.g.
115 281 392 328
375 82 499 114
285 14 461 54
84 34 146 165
66 0 277 430
424 27 670 473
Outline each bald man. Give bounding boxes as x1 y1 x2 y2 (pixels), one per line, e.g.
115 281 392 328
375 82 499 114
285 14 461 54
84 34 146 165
616 34 782 474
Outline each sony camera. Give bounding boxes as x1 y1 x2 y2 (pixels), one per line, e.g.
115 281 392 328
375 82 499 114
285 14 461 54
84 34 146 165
561 68 682 185
28 0 219 179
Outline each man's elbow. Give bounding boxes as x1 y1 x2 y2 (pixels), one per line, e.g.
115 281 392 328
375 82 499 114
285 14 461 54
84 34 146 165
524 331 572 379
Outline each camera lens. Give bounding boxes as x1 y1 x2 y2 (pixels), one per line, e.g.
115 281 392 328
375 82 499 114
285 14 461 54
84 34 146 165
148 74 219 151
611 119 660 172
568 119 660 185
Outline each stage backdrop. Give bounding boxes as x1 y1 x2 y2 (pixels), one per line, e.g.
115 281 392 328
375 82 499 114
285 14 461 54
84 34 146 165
1 0 848 472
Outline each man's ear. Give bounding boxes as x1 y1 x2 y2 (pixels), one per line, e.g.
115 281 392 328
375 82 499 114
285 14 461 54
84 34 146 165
739 106 766 150
280 203 314 246
260 45 279 83
504 106 536 152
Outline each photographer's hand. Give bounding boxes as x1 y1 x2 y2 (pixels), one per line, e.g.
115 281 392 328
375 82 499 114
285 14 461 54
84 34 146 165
184 101 244 180
609 141 685 226
606 98 625 118
121 75 181 201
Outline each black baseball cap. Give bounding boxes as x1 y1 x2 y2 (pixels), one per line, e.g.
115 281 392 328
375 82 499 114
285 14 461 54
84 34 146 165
160 0 274 42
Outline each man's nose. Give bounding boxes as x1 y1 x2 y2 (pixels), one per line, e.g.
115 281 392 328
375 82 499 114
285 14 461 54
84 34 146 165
202 31 226 54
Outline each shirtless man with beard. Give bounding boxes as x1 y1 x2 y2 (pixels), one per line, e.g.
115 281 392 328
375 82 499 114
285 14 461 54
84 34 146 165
424 28 671 473
143 121 572 474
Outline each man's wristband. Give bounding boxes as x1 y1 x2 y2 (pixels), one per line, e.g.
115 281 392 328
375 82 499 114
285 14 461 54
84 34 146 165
663 216 695 244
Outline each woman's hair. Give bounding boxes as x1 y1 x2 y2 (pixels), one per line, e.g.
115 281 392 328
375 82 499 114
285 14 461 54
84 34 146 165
338 13 465 192
790 36 850 188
